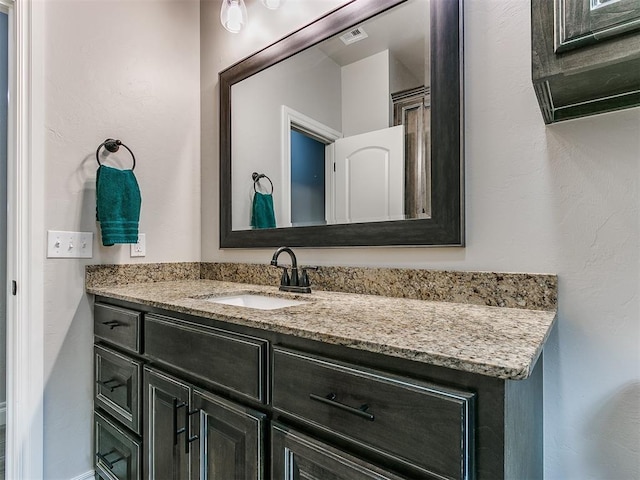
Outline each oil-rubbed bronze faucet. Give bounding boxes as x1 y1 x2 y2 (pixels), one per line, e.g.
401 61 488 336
270 247 316 293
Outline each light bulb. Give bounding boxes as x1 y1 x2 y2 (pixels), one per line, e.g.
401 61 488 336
221 0 247 33
261 0 282 9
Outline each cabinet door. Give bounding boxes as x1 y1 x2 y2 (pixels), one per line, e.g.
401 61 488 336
190 389 266 480
271 423 405 480
555 0 640 51
144 367 191 480
392 86 431 220
531 0 640 123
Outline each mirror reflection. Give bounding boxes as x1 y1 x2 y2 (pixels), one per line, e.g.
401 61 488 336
231 0 430 231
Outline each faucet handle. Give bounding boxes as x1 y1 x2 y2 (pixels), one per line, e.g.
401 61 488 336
277 266 290 286
299 266 318 288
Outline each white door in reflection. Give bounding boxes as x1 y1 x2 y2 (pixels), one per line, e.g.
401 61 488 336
332 125 404 224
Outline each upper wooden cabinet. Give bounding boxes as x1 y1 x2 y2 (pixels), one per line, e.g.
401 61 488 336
532 0 640 123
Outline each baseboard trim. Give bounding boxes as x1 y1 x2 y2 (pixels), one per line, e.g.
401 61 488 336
70 470 94 480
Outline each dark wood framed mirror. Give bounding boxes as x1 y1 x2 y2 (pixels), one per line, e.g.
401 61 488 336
219 0 463 248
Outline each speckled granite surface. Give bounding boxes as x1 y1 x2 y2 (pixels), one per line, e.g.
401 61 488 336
87 273 557 380
86 262 200 287
87 262 557 311
201 263 557 311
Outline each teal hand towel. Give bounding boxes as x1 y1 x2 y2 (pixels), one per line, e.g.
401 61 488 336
251 192 276 229
96 165 142 246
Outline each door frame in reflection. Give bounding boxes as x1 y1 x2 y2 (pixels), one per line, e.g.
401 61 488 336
280 106 341 228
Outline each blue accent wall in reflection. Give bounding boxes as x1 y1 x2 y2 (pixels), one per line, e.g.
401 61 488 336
291 130 326 226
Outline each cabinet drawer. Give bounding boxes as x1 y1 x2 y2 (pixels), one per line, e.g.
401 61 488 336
94 303 142 354
272 347 475 480
272 423 405 480
145 314 268 403
95 345 143 434
95 410 141 480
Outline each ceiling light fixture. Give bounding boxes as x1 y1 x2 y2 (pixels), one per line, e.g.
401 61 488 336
220 0 248 34
260 0 283 9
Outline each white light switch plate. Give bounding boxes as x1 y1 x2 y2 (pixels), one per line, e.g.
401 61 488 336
47 230 94 258
130 234 146 257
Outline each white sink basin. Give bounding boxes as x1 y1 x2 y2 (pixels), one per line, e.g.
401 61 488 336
205 294 307 310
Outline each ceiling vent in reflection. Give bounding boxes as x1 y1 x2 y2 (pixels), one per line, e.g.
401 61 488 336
340 27 368 45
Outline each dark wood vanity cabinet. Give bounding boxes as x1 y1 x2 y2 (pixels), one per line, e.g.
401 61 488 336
94 304 267 480
531 0 640 123
271 423 406 480
143 367 190 479
95 411 142 480
142 312 268 480
93 297 544 480
95 345 143 435
144 313 268 404
272 346 475 480
190 388 266 479
143 367 266 479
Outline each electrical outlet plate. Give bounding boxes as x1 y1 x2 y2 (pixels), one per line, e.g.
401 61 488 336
130 233 146 257
47 230 94 258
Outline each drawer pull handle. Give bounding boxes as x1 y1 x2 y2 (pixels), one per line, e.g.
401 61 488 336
173 399 188 446
309 393 375 421
96 448 125 469
102 320 121 330
96 378 125 393
185 408 200 454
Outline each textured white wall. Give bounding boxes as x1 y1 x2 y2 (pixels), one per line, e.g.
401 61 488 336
201 0 346 254
43 0 200 477
341 50 390 136
202 1 640 478
231 47 341 230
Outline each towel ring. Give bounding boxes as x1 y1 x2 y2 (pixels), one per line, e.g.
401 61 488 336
252 172 273 194
96 138 136 170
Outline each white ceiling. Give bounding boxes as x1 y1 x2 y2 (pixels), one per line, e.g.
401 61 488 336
318 0 430 83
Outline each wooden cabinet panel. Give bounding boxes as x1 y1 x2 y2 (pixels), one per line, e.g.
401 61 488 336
272 346 475 480
94 303 142 354
271 423 406 480
144 367 191 480
532 0 640 123
555 0 640 51
95 344 143 434
392 86 431 220
145 314 268 403
190 389 266 480
95 410 141 480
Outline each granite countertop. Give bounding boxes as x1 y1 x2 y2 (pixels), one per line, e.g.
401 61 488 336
87 277 557 380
